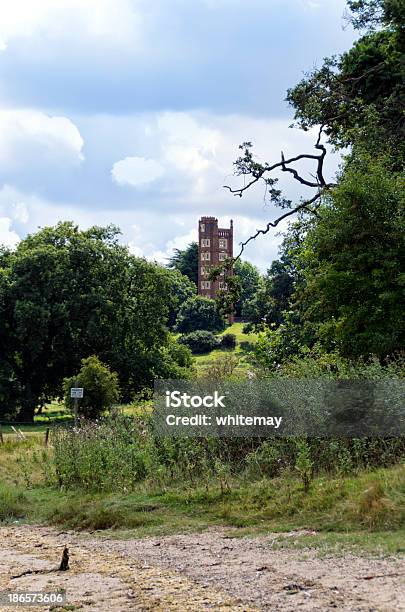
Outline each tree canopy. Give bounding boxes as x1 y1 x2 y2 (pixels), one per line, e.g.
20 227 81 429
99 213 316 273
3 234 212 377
175 295 225 334
226 0 404 367
0 222 190 421
167 242 198 285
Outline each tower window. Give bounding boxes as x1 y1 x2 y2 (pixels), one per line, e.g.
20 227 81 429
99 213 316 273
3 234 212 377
201 238 210 247
219 239 227 249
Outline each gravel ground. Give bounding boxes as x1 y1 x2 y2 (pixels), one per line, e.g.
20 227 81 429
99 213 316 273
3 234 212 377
0 525 404 611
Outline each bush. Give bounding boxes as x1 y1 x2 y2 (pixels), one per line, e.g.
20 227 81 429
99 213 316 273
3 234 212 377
204 353 238 380
178 331 220 354
175 295 225 333
50 414 405 498
64 356 120 419
220 333 236 350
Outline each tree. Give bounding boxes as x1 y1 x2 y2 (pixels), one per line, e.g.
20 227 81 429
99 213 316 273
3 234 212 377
296 153 405 358
0 222 190 421
242 255 296 331
286 0 405 157
175 295 225 333
167 242 198 285
64 356 120 419
233 260 261 317
178 330 220 354
223 0 404 366
0 255 20 420
164 269 196 328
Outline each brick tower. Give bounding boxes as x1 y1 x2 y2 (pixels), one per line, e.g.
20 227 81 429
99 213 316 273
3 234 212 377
198 216 233 305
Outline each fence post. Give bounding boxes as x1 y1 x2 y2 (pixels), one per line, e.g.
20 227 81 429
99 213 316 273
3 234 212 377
0 426 3 445
44 427 50 447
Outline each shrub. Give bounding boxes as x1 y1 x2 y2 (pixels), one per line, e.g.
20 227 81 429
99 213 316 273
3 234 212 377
220 333 237 350
175 295 225 333
64 356 120 419
204 353 239 380
178 330 220 354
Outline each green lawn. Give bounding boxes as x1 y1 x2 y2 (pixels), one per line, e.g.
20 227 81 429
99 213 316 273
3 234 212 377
219 322 259 345
0 401 74 434
193 322 259 377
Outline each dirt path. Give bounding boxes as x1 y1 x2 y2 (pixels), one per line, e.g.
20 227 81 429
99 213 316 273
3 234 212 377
0 525 404 611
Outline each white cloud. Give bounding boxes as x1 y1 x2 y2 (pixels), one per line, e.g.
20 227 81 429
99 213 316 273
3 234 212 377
12 201 29 223
166 228 198 252
0 216 20 248
148 112 338 202
0 109 84 170
0 110 342 272
111 156 165 188
0 0 140 51
158 113 220 175
128 224 198 266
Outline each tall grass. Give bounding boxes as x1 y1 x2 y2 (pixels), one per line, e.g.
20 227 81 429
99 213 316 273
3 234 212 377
51 415 405 496
0 482 27 521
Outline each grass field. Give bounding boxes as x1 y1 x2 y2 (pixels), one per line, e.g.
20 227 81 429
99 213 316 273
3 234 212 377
1 434 404 554
0 401 74 434
193 322 259 378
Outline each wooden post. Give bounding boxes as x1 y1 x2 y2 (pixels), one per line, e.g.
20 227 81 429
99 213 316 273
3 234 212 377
11 426 25 440
0 426 3 445
44 427 50 447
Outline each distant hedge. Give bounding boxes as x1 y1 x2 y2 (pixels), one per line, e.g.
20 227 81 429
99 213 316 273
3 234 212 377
178 330 220 354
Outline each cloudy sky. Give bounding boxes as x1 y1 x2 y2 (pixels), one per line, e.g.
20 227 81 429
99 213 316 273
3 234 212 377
0 0 355 270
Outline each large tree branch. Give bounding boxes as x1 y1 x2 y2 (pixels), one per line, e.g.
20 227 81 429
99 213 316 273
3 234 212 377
235 192 323 261
224 126 332 199
223 126 334 262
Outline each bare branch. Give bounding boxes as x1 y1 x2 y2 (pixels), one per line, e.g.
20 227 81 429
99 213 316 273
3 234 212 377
222 125 335 262
234 192 322 262
223 127 333 199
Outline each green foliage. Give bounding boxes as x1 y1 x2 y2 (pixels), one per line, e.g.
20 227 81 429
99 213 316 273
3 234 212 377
2 422 404 536
164 269 196 328
178 330 220 354
233 260 261 317
215 272 242 317
287 0 404 156
204 353 239 380
295 440 313 493
49 415 405 498
0 222 191 420
220 333 237 350
163 335 194 369
167 242 198 284
252 152 404 365
175 295 225 333
64 356 120 419
242 255 296 332
0 482 27 521
52 417 154 491
298 154 405 358
347 0 405 31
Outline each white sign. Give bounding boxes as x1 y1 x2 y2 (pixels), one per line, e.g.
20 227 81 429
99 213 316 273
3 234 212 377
70 387 84 399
